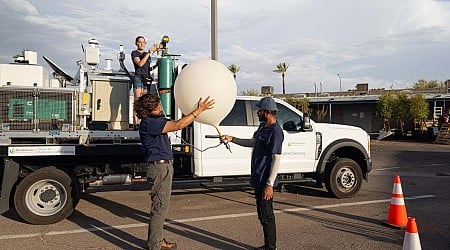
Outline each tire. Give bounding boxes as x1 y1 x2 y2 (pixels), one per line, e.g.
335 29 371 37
14 167 74 224
324 158 363 199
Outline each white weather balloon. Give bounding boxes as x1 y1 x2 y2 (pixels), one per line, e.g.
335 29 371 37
174 59 237 134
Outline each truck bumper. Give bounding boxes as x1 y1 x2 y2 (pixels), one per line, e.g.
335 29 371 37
0 159 19 214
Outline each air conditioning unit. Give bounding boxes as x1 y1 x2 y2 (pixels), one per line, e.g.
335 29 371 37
261 86 274 95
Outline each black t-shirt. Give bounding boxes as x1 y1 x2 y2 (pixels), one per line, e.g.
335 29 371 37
131 50 151 76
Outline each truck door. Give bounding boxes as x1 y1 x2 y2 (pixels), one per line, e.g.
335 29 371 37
194 98 316 177
274 102 317 173
193 99 256 177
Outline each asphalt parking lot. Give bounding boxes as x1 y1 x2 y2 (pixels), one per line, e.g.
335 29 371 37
0 140 449 249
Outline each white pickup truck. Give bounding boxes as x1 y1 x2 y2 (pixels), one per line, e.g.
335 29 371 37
189 95 372 199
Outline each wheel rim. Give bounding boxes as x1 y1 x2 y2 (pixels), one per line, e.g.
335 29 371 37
336 167 356 191
25 179 67 217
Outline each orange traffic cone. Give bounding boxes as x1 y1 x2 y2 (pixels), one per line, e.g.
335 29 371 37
383 175 408 229
403 217 421 250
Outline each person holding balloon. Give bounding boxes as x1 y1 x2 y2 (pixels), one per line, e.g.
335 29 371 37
134 93 215 250
221 97 284 250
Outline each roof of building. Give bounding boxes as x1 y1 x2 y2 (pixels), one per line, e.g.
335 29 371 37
276 91 450 104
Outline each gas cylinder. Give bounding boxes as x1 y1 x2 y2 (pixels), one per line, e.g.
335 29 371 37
158 55 174 116
158 56 174 89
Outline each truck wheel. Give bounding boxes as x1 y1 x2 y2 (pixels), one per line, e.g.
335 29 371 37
14 167 74 224
324 158 363 199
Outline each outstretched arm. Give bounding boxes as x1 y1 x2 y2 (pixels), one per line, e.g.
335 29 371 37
163 97 215 133
221 135 254 147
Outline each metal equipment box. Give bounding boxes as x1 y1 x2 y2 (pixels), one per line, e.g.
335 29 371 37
91 79 130 130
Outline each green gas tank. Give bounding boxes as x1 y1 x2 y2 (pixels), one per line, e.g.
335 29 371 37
158 55 174 117
159 92 172 117
158 56 174 89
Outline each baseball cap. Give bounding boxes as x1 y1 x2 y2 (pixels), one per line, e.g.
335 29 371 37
256 97 278 111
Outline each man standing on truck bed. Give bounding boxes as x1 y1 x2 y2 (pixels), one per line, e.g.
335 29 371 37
134 93 215 250
221 96 284 250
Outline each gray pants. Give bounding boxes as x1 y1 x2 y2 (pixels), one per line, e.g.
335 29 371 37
146 162 173 250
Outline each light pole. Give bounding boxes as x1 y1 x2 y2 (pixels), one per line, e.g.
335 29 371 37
313 82 317 97
211 0 218 60
336 73 342 92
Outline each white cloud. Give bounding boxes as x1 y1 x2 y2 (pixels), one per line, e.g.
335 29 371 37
0 0 449 94
1 0 39 15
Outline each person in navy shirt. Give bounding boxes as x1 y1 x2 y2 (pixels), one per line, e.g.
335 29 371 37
134 94 214 250
222 96 284 250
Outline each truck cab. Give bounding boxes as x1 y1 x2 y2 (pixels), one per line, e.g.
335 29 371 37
191 96 372 198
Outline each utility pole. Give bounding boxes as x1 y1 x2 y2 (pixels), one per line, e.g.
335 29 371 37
336 73 342 92
211 0 218 60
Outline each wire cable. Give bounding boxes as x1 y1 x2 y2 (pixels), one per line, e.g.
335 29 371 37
172 131 227 152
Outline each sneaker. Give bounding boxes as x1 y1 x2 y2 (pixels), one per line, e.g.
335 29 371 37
160 238 177 250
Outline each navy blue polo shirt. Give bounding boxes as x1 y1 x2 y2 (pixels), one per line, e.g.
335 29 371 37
139 116 173 162
250 122 284 191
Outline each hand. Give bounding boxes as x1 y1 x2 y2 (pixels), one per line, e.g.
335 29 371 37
220 135 233 143
148 47 157 54
263 185 273 200
197 96 215 112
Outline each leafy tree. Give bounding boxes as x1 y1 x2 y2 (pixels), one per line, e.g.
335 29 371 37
392 92 410 134
412 79 443 89
273 62 289 94
409 94 429 132
240 89 259 96
317 105 328 122
228 64 240 79
377 92 395 130
285 97 310 113
378 92 431 136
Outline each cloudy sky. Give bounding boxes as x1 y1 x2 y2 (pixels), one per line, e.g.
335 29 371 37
1 0 449 94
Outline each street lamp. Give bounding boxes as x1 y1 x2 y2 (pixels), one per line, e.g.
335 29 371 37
336 73 342 92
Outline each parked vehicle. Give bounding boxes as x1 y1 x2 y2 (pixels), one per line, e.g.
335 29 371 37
0 39 371 225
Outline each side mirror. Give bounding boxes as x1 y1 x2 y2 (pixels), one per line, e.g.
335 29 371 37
283 121 297 132
302 113 312 131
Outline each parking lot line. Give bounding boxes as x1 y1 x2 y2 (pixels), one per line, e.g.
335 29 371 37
0 195 435 240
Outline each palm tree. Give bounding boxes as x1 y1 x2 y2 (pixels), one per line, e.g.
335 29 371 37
273 62 289 94
228 64 240 79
